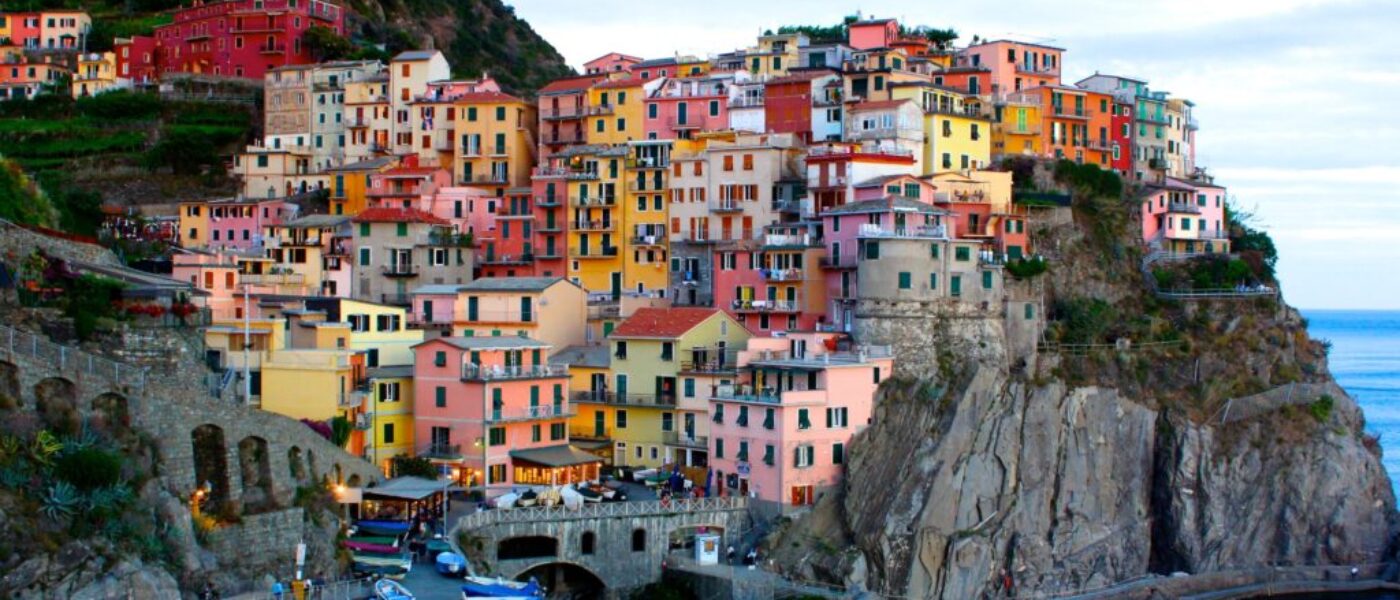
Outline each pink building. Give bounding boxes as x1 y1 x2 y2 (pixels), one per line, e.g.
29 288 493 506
171 249 243 319
408 284 459 333
412 336 599 492
954 40 1063 99
583 52 642 75
708 335 893 511
644 76 730 140
204 197 295 251
806 143 919 215
1140 176 1230 254
712 224 829 336
847 18 899 51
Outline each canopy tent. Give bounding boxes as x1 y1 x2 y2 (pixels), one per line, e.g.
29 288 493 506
509 444 604 486
363 476 462 501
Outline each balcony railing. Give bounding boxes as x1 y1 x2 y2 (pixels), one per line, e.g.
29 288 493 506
731 298 801 312
381 263 419 277
464 310 535 324
586 303 620 320
535 195 563 207
571 196 616 207
572 220 615 231
569 425 613 440
666 116 702 129
728 96 765 108
540 105 585 120
663 430 708 448
532 167 570 178
819 253 859 269
1050 105 1091 119
496 203 534 217
428 232 473 246
461 363 568 381
487 403 576 424
760 268 804 282
569 391 677 407
339 387 368 410
346 116 370 128
380 293 412 306
583 104 615 116
809 175 848 189
258 43 286 54
570 246 619 258
467 173 510 185
1166 202 1202 214
480 253 535 265
420 443 462 459
709 200 744 213
857 223 948 239
630 233 665 246
240 272 306 285
763 233 814 247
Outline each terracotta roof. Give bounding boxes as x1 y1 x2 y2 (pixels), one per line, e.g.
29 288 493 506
611 307 721 339
593 77 643 90
539 75 604 94
454 91 525 104
350 207 448 225
849 99 913 111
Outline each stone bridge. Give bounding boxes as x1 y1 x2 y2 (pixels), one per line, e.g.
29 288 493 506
0 323 381 513
454 497 751 594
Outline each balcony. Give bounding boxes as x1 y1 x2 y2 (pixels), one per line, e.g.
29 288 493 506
258 43 286 54
1015 63 1059 76
464 310 535 323
1148 157 1167 170
1050 105 1091 120
435 136 455 151
487 403 576 424
666 116 702 130
663 430 708 449
1140 113 1171 126
731 298 801 313
339 387 368 410
1086 138 1113 152
420 443 462 460
536 249 565 260
928 103 983 118
857 223 948 239
630 233 665 246
466 173 510 185
532 166 570 178
586 301 620 320
570 246 619 259
714 383 823 404
535 196 563 207
381 264 419 277
571 196 616 207
569 425 613 441
537 222 564 233
763 232 814 247
540 105 585 120
1166 201 1202 215
583 104 615 116
569 391 677 407
461 363 568 381
346 116 370 128
572 220 614 231
709 200 744 213
480 253 535 265
761 267 805 282
380 293 412 306
819 253 859 269
1003 124 1042 136
728 96 765 108
565 170 601 181
240 272 306 285
808 175 848 189
428 231 473 246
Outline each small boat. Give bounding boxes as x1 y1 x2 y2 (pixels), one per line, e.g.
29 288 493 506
425 539 454 556
575 486 602 503
353 551 414 568
461 576 544 598
517 490 538 507
436 551 467 575
356 520 412 536
374 578 415 600
355 563 411 579
345 540 401 554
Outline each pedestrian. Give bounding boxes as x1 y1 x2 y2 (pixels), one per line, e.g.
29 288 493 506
272 580 285 600
726 545 736 565
745 548 757 568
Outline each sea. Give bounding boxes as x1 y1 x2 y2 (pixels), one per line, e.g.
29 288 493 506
1303 309 1400 496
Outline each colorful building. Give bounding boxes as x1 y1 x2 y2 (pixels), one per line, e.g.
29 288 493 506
328 157 397 216
537 74 604 158
571 307 751 468
0 10 90 49
585 77 656 145
713 223 830 336
71 52 120 98
644 75 731 140
304 297 425 367
349 207 473 307
114 36 158 85
412 336 595 492
955 40 1063 99
178 196 296 252
708 335 893 510
763 70 842 144
0 56 70 100
437 276 588 349
453 90 538 193
151 0 344 80
890 82 992 173
1139 176 1229 254
363 365 415 473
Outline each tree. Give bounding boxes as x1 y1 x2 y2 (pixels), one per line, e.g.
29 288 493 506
329 416 352 448
302 25 353 62
391 455 439 479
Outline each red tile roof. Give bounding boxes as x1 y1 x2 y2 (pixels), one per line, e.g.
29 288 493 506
593 77 644 90
611 307 722 338
351 207 448 225
539 75 605 94
455 91 526 104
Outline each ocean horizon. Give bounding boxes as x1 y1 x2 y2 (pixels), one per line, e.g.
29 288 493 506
1303 309 1400 496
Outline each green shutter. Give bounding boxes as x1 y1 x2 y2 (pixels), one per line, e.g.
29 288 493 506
359 222 370 236
983 271 993 289
898 272 911 289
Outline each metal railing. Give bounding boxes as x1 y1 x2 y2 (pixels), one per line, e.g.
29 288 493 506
731 298 801 312
0 324 148 393
380 263 419 276
570 246 619 258
457 496 748 528
569 391 677 406
420 443 462 459
462 363 569 381
728 96 765 108
569 425 613 440
480 253 535 265
857 223 948 239
240 272 306 285
462 310 535 323
571 220 614 231
663 430 708 448
487 403 576 423
761 268 804 282
571 196 615 207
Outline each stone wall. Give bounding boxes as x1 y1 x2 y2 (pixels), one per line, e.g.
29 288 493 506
0 221 120 267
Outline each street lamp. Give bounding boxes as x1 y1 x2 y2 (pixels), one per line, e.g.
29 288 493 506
191 480 213 518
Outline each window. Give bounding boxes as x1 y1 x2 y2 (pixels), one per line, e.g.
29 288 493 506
955 246 971 261
864 241 879 260
551 422 565 440
983 270 994 289
488 464 505 483
382 423 395 444
631 529 646 552
660 342 673 361
873 367 882 383
1025 303 1035 320
737 405 749 427
826 407 848 428
898 272 911 289
615 341 628 358
930 273 938 290
742 154 754 170
662 412 674 432
797 408 811 429
596 119 605 133
434 351 446 367
794 445 814 467
435 386 446 407
715 437 724 458
531 424 541 442
709 100 719 116
616 409 628 428
833 442 844 464
683 378 695 398
488 427 505 446
581 532 596 555
762 407 775 430
713 403 724 424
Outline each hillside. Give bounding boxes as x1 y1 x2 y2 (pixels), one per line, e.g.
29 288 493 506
765 164 1397 598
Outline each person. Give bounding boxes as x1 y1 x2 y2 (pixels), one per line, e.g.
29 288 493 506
726 545 736 565
745 548 757 568
272 580 285 600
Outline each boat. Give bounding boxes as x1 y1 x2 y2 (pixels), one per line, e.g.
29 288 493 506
460 576 545 598
517 490 538 507
436 551 467 575
353 551 414 568
374 578 415 600
574 486 602 503
425 538 454 556
356 519 413 536
344 540 400 554
355 563 411 579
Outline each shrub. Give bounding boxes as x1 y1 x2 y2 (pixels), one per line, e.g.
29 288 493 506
54 446 123 490
1005 257 1048 279
1309 395 1334 423
391 455 439 479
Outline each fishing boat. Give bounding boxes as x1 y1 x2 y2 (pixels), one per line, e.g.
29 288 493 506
373 578 415 600
355 520 413 537
460 576 545 599
517 490 538 507
435 551 467 575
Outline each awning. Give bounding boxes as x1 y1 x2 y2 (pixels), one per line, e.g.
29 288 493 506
362 476 460 501
509 445 605 468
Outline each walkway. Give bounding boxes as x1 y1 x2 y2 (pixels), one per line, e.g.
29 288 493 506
665 552 848 599
1139 250 1278 300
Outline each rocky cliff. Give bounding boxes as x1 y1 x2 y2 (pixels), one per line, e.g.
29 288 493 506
769 194 1397 598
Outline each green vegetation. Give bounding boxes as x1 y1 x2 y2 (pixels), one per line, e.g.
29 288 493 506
1153 256 1257 291
1310 395 1335 423
1053 159 1122 199
303 24 355 61
329 416 352 448
1049 298 1118 345
1005 256 1048 279
1225 202 1279 280
775 15 958 49
391 455 439 479
0 159 57 227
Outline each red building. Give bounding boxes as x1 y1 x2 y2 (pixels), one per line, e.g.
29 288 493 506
934 66 991 97
1109 99 1135 176
114 36 159 84
763 69 839 144
151 0 344 80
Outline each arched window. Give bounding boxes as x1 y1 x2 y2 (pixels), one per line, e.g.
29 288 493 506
581 531 595 555
631 528 646 552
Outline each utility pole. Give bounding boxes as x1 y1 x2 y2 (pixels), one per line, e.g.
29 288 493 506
243 284 251 404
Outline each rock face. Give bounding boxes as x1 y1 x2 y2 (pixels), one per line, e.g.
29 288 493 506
771 370 1396 599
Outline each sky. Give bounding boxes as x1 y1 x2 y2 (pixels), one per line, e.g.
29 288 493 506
511 0 1396 309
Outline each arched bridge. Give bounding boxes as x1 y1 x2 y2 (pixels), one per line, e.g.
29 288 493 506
454 497 751 593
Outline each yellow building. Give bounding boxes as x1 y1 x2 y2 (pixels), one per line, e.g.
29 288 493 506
178 200 209 248
994 96 1043 158
255 214 352 296
891 83 992 173
304 297 424 367
364 365 415 474
746 32 806 79
454 91 538 195
568 307 750 468
71 51 119 98
621 141 671 295
561 144 628 294
329 157 396 216
585 78 653 145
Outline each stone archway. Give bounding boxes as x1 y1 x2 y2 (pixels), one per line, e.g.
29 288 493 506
34 377 78 434
0 361 19 409
238 436 275 513
333 463 343 485
347 474 362 488
304 449 318 481
191 424 232 510
288 446 308 485
512 561 606 598
91 392 131 433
